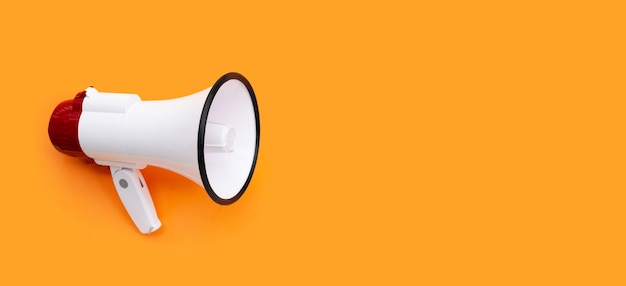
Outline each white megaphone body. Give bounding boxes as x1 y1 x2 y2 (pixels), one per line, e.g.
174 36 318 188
48 73 260 234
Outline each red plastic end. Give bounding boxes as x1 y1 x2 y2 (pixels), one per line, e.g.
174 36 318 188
48 90 93 162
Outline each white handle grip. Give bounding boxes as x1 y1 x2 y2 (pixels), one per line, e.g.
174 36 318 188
110 166 161 234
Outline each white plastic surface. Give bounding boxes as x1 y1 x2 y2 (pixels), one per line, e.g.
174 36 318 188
78 84 257 201
204 122 235 152
110 166 161 234
79 87 211 182
78 79 257 210
77 80 257 231
203 79 257 200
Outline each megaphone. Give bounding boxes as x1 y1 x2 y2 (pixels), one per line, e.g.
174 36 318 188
48 72 260 234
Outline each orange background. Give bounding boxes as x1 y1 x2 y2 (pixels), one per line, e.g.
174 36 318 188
0 0 624 284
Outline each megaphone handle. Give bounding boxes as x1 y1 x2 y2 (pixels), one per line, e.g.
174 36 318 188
110 166 162 234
